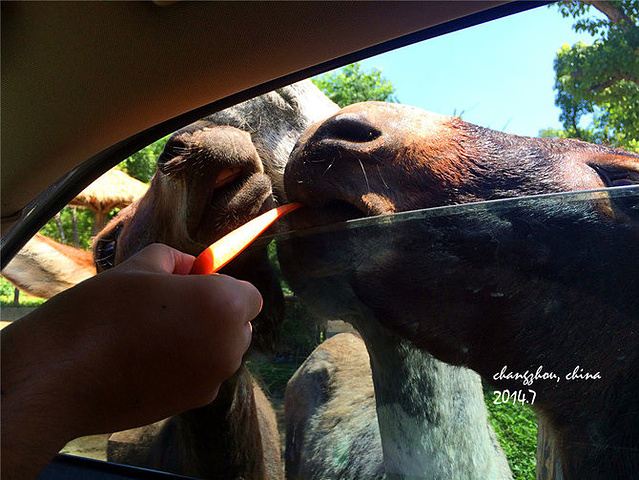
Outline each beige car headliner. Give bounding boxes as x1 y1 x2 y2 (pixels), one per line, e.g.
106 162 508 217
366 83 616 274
2 1 530 263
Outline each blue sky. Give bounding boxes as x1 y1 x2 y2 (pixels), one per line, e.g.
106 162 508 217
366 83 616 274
328 4 600 138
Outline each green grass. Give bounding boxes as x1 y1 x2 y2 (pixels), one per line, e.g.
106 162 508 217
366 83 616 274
485 386 538 480
246 357 301 397
250 354 538 479
0 277 46 308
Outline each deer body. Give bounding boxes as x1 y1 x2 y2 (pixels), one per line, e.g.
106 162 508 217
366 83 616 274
283 101 639 479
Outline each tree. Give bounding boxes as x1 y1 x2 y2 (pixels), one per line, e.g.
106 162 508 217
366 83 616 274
39 207 95 250
312 62 398 107
545 1 639 151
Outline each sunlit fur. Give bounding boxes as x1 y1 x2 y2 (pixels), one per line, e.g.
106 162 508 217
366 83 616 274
93 81 338 478
1 233 95 298
95 125 284 479
283 104 516 479
285 333 382 479
283 101 639 479
204 80 339 202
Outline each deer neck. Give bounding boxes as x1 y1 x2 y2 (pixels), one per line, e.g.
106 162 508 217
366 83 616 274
353 316 510 479
165 365 268 479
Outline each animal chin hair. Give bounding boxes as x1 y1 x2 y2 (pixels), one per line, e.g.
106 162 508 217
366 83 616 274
148 179 194 250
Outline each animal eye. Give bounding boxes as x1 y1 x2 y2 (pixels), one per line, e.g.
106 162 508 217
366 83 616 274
94 223 122 271
591 164 639 187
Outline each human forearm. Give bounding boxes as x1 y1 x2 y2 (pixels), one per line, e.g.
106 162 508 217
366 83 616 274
1 244 260 479
1 317 79 479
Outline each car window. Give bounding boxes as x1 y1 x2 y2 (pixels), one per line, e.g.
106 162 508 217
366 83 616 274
22 185 632 479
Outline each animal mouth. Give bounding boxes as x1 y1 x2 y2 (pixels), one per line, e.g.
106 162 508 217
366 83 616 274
214 167 244 189
187 162 271 246
206 165 262 208
322 194 394 218
322 199 369 220
288 187 397 231
285 150 398 229
283 198 365 232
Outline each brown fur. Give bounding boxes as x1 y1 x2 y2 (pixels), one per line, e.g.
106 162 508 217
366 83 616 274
95 125 284 479
285 333 382 479
282 102 639 479
1 233 96 298
279 294 511 479
3 80 335 299
282 102 515 479
203 79 338 202
286 102 638 217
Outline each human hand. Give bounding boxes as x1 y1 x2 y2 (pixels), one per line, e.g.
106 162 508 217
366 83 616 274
1 243 262 479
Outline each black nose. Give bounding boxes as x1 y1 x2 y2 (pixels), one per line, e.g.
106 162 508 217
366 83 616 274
316 113 382 143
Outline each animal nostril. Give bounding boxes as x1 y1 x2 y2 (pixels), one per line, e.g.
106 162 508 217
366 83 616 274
321 113 382 143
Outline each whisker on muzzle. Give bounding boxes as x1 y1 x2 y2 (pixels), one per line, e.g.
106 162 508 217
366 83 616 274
357 157 371 193
323 158 336 176
376 164 390 190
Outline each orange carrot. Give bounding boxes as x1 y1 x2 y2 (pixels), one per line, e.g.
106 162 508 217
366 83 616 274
189 203 303 275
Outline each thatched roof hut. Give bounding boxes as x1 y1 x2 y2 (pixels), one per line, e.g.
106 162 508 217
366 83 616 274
70 168 148 233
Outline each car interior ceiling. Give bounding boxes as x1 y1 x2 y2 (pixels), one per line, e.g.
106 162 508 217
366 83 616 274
0 0 545 267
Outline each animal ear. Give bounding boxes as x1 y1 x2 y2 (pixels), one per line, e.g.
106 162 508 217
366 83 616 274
93 222 123 272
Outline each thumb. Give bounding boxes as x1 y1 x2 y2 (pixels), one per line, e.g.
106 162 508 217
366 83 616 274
117 243 196 276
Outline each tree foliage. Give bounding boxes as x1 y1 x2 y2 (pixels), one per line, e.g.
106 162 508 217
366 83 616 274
547 1 639 151
39 208 96 250
38 136 168 250
312 62 398 107
118 135 170 183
